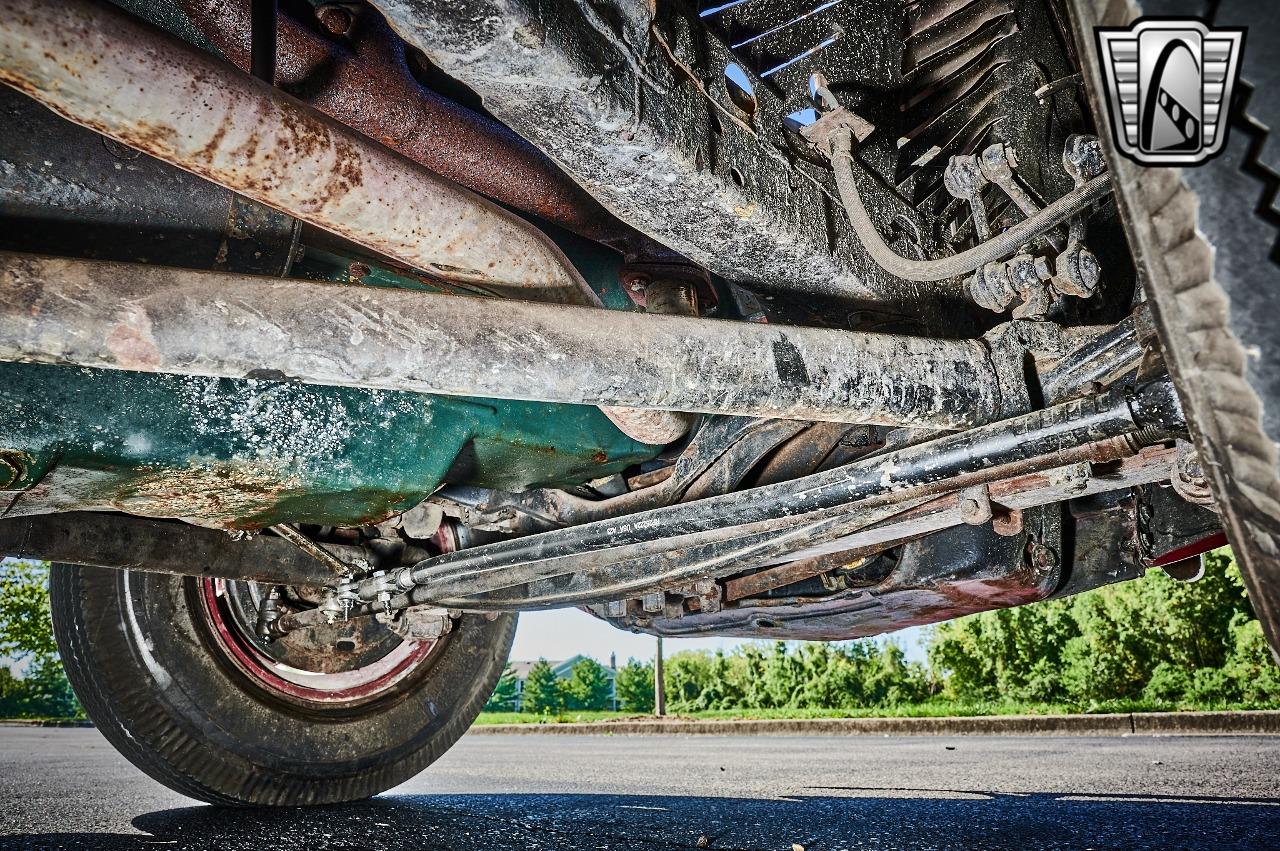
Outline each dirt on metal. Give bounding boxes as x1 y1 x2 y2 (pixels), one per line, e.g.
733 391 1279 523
175 0 667 260
0 0 601 306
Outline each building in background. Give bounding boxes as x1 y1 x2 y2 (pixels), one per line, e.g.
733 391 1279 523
507 654 617 711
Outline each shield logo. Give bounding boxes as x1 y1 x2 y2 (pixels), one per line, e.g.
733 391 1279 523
1095 19 1246 166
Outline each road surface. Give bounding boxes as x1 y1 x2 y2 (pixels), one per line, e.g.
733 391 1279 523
1 727 1277 849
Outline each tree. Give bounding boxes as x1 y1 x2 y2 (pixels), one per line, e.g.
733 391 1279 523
0 559 59 661
615 658 654 713
666 650 715 711
484 664 519 712
0 560 81 719
564 657 613 710
927 548 1276 709
520 659 564 714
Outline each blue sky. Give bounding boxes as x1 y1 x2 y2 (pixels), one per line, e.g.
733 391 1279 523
509 607 930 665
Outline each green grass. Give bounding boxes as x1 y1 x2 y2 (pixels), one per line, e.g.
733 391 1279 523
474 698 1280 725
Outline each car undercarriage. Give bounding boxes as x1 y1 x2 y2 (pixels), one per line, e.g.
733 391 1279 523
0 0 1275 806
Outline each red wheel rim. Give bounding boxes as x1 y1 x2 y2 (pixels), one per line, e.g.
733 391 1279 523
197 525 460 708
200 578 435 706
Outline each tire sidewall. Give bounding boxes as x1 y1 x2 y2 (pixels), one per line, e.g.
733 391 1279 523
52 563 515 805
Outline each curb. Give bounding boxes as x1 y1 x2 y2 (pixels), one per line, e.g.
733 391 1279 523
467 710 1280 737
0 719 94 728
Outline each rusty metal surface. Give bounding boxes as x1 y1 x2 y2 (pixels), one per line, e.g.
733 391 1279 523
759 443 1176 567
0 252 1004 429
432 417 808 537
601 278 702 443
0 512 349 586
364 0 915 304
0 84 299 276
626 446 1177 639
0 0 600 306
722 547 887 602
710 446 1174 603
173 0 668 261
373 384 1181 613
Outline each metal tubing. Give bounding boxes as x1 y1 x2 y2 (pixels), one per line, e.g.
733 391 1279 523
269 523 355 579
426 440 1178 610
0 513 350 587
0 0 600 307
175 0 668 261
0 252 1003 430
353 379 1181 609
1042 308 1146 402
830 132 1113 283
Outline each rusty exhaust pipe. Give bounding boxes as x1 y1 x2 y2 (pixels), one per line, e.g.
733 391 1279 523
175 0 671 262
0 0 693 443
0 0 597 307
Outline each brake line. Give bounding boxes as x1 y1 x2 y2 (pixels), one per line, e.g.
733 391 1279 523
828 130 1112 283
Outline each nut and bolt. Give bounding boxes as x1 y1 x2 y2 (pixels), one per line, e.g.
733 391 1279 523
943 154 988 199
1030 543 1059 570
970 254 1052 315
958 484 993 525
1063 134 1106 185
1054 242 1101 298
1172 438 1216 507
978 142 1018 183
1007 254 1053 290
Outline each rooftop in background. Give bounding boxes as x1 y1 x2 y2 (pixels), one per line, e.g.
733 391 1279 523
506 655 615 680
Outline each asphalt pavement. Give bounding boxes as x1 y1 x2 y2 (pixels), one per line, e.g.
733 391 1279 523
1 727 1278 850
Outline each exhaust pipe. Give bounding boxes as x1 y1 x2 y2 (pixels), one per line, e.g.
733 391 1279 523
0 0 701 443
0 0 596 307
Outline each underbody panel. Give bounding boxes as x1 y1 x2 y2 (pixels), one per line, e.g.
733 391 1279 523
0 0 1247 647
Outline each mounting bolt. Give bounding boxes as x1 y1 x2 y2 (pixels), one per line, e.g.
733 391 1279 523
958 484 993 525
978 142 1018 183
1007 254 1053 289
1063 134 1105 185
1030 543 1059 570
1171 438 1216 507
1054 242 1101 298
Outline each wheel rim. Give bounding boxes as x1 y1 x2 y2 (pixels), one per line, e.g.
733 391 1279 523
196 527 458 710
199 578 437 708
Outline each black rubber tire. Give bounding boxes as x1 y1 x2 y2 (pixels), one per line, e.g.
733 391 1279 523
50 564 516 806
1070 0 1280 656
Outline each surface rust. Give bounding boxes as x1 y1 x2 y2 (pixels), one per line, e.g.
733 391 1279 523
0 252 1005 430
175 0 669 261
0 0 601 306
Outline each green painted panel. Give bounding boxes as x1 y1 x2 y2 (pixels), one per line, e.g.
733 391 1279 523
0 363 656 529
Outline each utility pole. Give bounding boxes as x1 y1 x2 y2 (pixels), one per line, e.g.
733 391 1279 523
654 635 666 717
